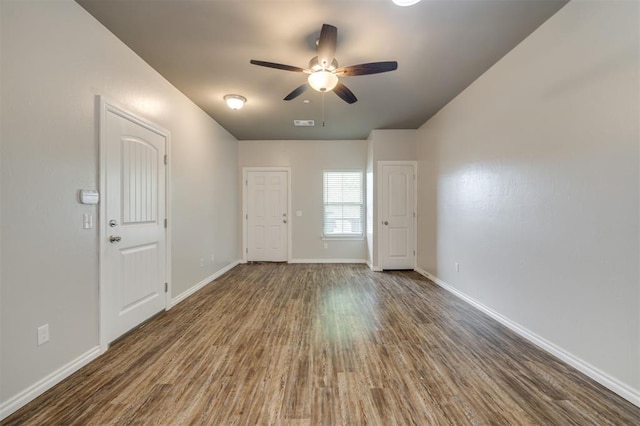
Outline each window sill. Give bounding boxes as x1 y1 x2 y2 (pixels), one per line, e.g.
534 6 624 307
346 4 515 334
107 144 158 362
321 236 365 241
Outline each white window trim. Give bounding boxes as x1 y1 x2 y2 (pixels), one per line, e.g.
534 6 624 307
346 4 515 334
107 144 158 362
322 169 365 239
321 237 365 241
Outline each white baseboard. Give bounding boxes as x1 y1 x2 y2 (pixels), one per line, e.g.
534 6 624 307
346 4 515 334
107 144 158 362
289 258 367 264
414 267 640 408
0 346 102 421
171 260 241 307
365 261 383 271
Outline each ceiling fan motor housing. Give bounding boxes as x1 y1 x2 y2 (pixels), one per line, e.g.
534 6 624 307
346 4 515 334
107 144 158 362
309 56 338 72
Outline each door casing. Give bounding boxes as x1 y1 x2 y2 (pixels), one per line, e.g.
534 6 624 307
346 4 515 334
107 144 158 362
242 167 292 263
377 161 417 270
98 96 171 352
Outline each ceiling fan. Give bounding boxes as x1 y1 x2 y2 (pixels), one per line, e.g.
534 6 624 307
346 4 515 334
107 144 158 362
250 24 398 104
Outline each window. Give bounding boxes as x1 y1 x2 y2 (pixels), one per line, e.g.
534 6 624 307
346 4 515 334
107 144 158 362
323 170 364 237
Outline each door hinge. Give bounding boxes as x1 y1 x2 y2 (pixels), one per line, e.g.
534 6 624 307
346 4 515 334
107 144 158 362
245 179 248 186
164 282 168 293
164 218 168 228
245 213 248 220
246 248 248 254
413 250 416 256
413 212 416 218
164 155 167 165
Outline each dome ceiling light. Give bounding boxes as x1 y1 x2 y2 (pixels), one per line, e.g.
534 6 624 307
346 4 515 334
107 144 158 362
224 94 246 110
392 0 422 6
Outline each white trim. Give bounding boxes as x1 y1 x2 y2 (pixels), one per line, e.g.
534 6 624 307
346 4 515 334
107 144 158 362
414 267 640 408
365 261 383 272
322 169 365 239
321 237 365 241
0 346 102 421
164 120 172 311
377 161 418 271
98 95 171 351
242 167 292 263
289 258 368 264
171 260 241 307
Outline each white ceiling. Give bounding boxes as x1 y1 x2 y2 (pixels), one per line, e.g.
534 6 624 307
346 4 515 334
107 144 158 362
77 0 568 140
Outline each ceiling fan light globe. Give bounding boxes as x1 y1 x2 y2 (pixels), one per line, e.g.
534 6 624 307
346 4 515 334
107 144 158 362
308 71 339 92
392 0 421 6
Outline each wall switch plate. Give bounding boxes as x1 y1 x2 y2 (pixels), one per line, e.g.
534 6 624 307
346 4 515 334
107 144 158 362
211 254 215 262
200 258 205 267
83 214 93 229
455 263 460 272
296 211 302 217
37 324 49 346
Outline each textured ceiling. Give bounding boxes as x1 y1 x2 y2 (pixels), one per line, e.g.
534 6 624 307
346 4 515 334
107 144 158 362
77 0 568 140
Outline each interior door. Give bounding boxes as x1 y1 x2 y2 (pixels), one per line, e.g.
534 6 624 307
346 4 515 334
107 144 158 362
381 163 415 270
247 171 288 262
104 107 167 343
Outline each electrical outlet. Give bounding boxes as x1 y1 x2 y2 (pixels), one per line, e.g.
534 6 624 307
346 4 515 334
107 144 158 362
37 324 49 346
455 263 460 272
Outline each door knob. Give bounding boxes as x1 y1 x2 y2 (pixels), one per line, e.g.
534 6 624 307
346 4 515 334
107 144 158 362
109 219 118 228
283 219 287 224
109 236 122 243
383 221 389 225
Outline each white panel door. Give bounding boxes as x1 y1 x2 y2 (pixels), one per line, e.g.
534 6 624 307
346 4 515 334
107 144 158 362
381 164 415 270
247 171 288 261
105 108 166 343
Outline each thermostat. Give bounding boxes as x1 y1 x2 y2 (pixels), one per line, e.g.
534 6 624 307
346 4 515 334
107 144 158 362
79 189 99 205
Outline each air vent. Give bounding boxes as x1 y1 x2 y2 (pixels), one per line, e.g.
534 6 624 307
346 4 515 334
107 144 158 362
294 120 315 127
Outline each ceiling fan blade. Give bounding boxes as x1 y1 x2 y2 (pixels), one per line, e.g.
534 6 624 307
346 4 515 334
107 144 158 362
317 24 337 69
333 82 357 104
284 84 309 101
335 61 398 77
250 60 306 73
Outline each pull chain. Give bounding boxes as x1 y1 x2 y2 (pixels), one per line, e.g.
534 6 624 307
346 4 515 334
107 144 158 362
322 92 326 127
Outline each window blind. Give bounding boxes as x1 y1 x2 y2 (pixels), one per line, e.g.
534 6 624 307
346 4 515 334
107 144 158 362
323 171 364 237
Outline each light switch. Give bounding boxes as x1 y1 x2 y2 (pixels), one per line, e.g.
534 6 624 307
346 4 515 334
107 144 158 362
83 214 93 229
296 211 302 217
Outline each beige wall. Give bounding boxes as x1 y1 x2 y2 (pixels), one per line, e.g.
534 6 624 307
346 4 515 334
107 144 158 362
417 0 639 399
238 140 367 261
366 135 374 265
1 0 239 407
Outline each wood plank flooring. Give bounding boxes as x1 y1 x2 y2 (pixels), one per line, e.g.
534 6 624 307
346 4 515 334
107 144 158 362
3 263 639 425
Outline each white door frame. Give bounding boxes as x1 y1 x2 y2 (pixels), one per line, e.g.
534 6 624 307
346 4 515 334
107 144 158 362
377 161 417 271
98 96 172 352
242 167 292 263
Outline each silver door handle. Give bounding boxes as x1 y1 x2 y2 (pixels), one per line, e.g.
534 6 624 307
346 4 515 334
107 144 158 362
109 236 121 243
109 219 118 228
383 221 389 225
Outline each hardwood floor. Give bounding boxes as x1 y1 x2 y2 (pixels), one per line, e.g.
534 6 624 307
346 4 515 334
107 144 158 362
4 263 639 425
